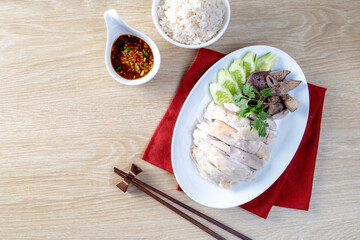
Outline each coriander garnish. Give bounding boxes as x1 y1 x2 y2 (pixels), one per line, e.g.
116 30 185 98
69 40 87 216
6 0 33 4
232 83 272 137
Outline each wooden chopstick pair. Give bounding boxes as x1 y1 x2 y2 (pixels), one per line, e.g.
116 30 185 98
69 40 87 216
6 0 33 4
114 165 252 240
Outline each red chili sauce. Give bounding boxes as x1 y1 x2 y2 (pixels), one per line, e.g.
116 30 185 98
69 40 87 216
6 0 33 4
111 34 154 80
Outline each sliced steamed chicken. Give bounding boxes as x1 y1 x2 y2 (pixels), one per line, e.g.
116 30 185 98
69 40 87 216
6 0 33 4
191 146 235 189
193 129 265 170
197 119 276 149
191 140 255 189
190 101 278 189
196 120 272 160
203 101 251 129
203 102 273 160
204 102 277 145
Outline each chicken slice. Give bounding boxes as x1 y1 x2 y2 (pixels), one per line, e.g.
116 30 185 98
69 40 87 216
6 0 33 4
203 101 250 130
193 128 230 152
223 103 257 121
223 102 241 112
225 145 265 170
191 144 255 189
191 146 232 188
239 140 272 161
236 126 277 146
265 118 277 131
197 119 276 146
194 136 256 175
196 121 272 160
193 129 265 170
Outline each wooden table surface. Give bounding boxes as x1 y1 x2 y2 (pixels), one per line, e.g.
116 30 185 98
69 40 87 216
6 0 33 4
1 1 359 239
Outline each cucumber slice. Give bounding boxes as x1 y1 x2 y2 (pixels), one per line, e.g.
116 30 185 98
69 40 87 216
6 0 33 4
255 52 277 71
228 59 246 85
209 82 233 106
242 51 256 78
217 69 239 94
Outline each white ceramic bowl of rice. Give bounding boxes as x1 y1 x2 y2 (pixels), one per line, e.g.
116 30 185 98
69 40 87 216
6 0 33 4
152 0 231 49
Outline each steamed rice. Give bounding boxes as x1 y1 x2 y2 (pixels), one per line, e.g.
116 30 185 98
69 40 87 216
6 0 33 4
157 0 225 45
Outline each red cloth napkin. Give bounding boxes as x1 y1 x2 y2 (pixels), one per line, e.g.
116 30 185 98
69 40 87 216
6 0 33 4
142 48 326 219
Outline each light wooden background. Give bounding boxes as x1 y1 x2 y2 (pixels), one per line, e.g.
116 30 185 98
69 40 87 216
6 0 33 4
0 0 359 239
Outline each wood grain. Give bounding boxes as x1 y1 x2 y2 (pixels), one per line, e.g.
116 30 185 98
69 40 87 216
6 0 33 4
0 0 359 239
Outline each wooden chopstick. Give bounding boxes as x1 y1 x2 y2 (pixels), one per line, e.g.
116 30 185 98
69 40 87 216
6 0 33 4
114 167 225 240
114 167 252 240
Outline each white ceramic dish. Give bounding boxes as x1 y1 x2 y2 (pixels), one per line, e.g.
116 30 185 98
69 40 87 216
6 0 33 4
152 0 231 49
104 9 161 86
171 45 309 208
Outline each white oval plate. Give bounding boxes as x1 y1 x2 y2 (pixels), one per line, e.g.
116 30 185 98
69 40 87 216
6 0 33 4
171 45 309 208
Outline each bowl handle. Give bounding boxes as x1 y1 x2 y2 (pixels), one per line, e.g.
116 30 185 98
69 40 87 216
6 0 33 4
104 9 131 36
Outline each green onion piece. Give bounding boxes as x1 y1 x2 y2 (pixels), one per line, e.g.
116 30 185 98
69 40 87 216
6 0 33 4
144 62 148 67
124 47 131 53
116 66 122 71
142 49 150 57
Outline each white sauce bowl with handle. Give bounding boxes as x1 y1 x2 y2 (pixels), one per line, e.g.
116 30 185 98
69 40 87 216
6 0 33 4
104 9 161 86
